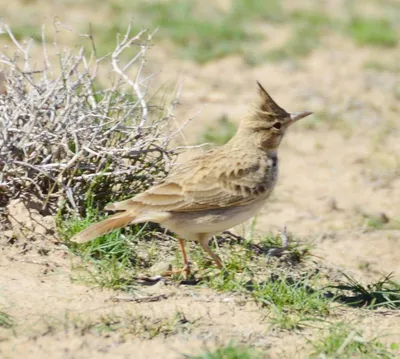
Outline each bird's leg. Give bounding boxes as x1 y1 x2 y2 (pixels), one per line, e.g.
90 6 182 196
198 235 223 270
162 238 191 279
178 238 191 277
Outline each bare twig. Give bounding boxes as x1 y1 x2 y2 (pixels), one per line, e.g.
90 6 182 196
267 226 290 258
111 24 149 128
0 22 191 218
111 294 168 303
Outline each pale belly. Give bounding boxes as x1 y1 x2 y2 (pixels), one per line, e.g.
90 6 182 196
161 195 269 239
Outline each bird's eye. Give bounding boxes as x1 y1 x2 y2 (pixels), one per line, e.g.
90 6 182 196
272 122 282 130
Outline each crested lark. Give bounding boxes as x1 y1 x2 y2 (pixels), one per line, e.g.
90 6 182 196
71 82 312 275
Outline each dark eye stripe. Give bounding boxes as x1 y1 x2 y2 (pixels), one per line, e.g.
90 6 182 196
254 123 282 131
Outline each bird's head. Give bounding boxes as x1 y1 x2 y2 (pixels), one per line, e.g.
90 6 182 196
239 81 312 150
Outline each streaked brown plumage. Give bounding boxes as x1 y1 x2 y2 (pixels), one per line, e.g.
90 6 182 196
71 82 312 275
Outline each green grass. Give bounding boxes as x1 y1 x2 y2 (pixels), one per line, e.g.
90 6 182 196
189 232 329 330
10 25 42 42
266 26 320 61
348 17 398 47
0 310 14 329
310 322 397 358
59 211 142 291
185 343 263 359
3 1 400 65
364 214 400 230
230 0 283 23
266 10 399 62
265 11 329 62
200 116 237 145
289 10 333 27
5 2 400 65
363 60 400 73
252 275 330 330
138 0 256 63
89 23 143 57
84 0 284 63
327 273 400 309
59 208 399 334
188 230 311 279
365 216 388 229
91 0 260 63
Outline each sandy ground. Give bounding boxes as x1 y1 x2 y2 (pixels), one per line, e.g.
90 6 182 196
1 2 400 358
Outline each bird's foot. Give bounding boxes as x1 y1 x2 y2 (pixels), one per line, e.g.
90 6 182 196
162 263 191 279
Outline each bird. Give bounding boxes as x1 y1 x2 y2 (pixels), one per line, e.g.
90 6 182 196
71 82 312 276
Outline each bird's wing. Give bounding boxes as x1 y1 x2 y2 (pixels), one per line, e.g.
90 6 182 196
106 149 273 213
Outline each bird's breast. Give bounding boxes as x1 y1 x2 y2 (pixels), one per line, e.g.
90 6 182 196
267 152 278 169
264 154 279 190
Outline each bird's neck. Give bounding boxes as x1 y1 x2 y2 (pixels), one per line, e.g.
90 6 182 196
230 125 281 153
266 149 278 158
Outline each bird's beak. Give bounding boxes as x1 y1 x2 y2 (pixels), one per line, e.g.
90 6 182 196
290 111 313 122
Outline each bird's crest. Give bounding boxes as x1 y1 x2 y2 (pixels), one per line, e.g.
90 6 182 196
256 81 288 118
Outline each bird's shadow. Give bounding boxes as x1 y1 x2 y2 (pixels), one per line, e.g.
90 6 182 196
242 273 400 310
134 271 400 311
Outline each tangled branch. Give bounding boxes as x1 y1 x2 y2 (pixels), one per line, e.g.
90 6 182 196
0 22 186 219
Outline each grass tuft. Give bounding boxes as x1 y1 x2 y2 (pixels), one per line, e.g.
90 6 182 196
327 273 400 309
59 211 141 291
251 274 330 330
0 310 14 329
200 115 237 145
348 17 397 47
138 0 254 63
266 23 320 62
198 235 328 330
185 343 263 359
230 0 283 23
311 322 397 358
10 25 42 41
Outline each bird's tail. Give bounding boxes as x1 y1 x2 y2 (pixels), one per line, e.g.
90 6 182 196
70 211 138 244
